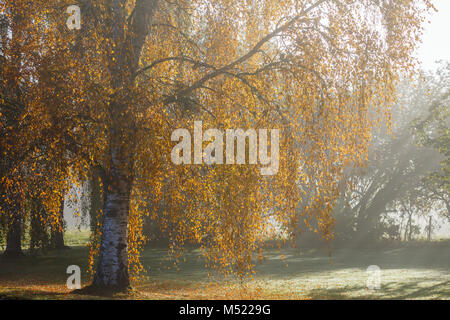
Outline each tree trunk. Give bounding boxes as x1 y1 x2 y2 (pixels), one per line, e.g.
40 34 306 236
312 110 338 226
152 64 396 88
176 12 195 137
407 213 413 242
51 196 66 249
29 201 50 253
2 9 24 259
403 213 409 242
88 0 157 292
3 212 23 258
89 166 104 234
92 148 133 291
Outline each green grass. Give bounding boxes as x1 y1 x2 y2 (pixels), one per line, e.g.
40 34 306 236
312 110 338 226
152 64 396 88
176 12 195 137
64 229 91 247
0 232 449 299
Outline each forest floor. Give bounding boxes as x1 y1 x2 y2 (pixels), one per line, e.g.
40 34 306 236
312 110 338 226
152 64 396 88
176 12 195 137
0 231 449 300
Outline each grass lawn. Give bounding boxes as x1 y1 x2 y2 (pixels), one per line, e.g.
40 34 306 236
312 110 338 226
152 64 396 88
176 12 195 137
0 231 449 300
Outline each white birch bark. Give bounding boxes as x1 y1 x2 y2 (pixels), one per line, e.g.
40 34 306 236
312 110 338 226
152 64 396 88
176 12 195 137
93 149 132 289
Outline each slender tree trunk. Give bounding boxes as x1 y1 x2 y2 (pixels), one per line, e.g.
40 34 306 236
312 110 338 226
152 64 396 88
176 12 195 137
403 213 409 242
3 212 23 257
2 8 24 259
407 213 413 242
51 196 66 249
89 166 104 234
29 200 50 253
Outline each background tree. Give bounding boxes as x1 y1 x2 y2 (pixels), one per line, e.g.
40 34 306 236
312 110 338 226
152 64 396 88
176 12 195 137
296 63 449 246
414 62 450 221
0 0 95 257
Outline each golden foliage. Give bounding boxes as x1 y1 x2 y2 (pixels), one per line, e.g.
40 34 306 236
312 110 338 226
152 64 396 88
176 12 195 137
0 0 434 279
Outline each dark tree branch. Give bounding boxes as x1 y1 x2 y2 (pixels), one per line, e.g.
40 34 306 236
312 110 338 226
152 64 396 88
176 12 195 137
161 0 328 103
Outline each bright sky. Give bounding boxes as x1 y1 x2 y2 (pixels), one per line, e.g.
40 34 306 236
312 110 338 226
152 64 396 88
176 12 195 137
416 0 450 71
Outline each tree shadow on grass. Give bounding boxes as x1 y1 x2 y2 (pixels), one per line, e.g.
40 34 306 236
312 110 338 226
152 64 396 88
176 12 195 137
381 280 450 299
306 279 450 300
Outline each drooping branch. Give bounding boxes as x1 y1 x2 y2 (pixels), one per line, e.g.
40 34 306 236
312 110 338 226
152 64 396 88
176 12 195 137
160 0 328 103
